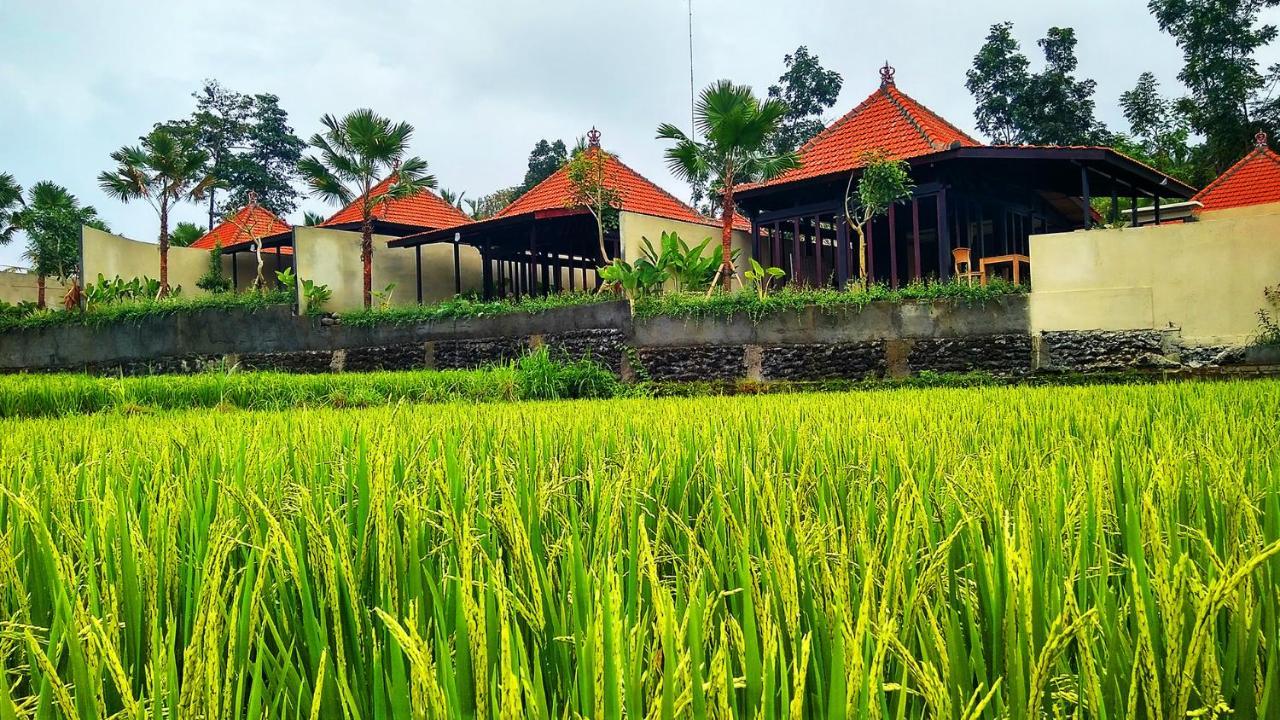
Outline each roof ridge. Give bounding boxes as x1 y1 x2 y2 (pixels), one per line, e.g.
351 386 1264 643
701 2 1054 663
882 86 939 151
886 85 981 147
1193 145 1269 202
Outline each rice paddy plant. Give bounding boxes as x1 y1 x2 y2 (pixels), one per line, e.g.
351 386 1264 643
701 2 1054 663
0 380 1276 718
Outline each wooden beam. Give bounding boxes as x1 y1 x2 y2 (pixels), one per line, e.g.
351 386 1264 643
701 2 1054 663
415 245 423 304
888 204 898 289
835 216 849 289
1081 166 1092 229
792 217 802 285
937 189 951 282
813 215 824 286
911 198 922 282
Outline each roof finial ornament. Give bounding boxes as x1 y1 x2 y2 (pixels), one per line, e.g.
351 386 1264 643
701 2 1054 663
1257 130 1268 148
588 127 602 148
880 61 895 87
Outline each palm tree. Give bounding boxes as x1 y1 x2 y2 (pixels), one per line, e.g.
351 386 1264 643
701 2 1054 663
98 128 213 295
0 172 22 246
658 80 799 290
439 188 466 210
298 109 435 308
302 210 327 226
11 182 109 308
170 221 206 247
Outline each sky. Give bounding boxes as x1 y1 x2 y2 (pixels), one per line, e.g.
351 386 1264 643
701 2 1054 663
3 0 1279 268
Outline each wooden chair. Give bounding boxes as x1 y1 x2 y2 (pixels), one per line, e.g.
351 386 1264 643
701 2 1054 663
952 247 982 285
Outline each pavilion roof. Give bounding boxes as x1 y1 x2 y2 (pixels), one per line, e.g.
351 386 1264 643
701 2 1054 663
321 176 472 232
191 205 291 250
1192 133 1280 212
493 145 746 229
740 66 980 192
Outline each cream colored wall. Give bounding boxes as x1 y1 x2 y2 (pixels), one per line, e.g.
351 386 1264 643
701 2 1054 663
81 226 209 294
618 211 753 286
0 270 68 305
292 227 485 312
1197 200 1280 221
1030 212 1280 345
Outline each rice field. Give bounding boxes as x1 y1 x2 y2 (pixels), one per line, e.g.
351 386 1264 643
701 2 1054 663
0 379 1277 718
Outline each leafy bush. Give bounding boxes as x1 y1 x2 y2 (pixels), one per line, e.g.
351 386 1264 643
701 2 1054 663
1258 284 1280 345
514 346 621 400
339 291 614 327
82 274 176 309
196 244 233 293
300 278 332 314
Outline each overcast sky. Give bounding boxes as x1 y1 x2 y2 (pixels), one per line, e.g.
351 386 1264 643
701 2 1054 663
3 0 1279 267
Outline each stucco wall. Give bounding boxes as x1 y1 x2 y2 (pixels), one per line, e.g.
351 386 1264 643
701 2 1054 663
293 227 484 312
1030 211 1280 345
1198 200 1280 221
618 211 752 281
0 270 68 306
81 227 209 294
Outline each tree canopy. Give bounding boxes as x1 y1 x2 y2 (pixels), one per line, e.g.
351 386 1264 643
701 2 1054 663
767 46 844 155
521 139 568 195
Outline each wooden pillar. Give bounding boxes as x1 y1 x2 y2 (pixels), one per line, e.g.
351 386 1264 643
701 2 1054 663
481 245 493 299
887 204 898 289
453 240 462 295
791 217 802 285
750 218 760 263
835 215 849 289
911 197 922 282
415 245 423 304
231 252 239 290
1153 195 1162 225
937 189 951 282
1081 166 1092 229
813 215 824 286
772 223 782 274
1131 188 1139 228
1110 178 1120 224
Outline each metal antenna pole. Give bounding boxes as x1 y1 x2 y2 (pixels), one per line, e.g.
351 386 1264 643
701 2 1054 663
688 0 695 142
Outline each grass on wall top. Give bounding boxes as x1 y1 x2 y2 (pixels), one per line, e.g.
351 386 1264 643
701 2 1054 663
0 289 294 333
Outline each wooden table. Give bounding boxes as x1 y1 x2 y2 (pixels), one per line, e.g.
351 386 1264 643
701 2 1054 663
979 254 1031 286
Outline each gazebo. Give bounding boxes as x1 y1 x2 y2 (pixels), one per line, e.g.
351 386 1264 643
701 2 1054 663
734 64 1197 287
1191 131 1280 215
390 130 733 300
190 203 293 289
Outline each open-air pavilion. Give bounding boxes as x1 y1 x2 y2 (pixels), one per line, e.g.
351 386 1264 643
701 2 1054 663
735 65 1198 288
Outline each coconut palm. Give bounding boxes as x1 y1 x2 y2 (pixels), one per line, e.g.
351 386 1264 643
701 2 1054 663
302 210 327 226
0 172 22 246
11 182 109 308
298 109 435 308
169 221 206 247
657 80 799 290
98 128 214 295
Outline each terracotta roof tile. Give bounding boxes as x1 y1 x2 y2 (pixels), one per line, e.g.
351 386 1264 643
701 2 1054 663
322 177 472 231
741 82 979 191
1193 142 1280 212
492 147 748 230
192 206 291 250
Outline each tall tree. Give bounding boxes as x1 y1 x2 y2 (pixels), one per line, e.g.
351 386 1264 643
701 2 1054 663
565 133 622 264
0 173 21 246
298 109 435 308
1149 0 1280 171
521 139 568 195
966 22 1030 144
768 46 844 154
98 127 214 295
159 81 305 226
658 80 800 290
466 187 519 220
1120 71 1198 183
11 182 109 308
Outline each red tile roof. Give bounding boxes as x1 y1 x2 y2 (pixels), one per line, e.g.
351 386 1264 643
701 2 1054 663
322 177 472 231
741 80 979 192
1193 137 1280 212
493 147 748 230
191 205 291 250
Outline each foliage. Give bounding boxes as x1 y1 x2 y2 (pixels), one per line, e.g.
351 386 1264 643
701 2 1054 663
565 144 622 264
0 171 21 245
371 282 397 310
302 210 327 226
1149 0 1280 174
0 283 291 333
1258 283 1280 345
743 258 786 299
633 278 1027 321
338 291 613 327
156 80 307 224
844 153 914 284
658 80 800 288
0 380 1277 717
8 182 109 308
1118 71 1201 185
598 258 666 300
466 186 520 220
521 138 568 195
98 126 215 294
966 23 1107 146
300 278 331 313
514 346 621 400
439 187 467 210
275 266 296 287
298 108 436 308
196 243 233 293
169 220 205 247
640 230 722 292
767 46 845 155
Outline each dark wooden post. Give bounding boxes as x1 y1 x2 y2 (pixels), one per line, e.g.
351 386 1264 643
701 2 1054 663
1153 195 1162 224
1110 178 1120 224
415 245 423 304
887 204 898 289
481 245 493 299
1131 188 1139 227
835 215 849 289
813 215 824 286
231 251 239 290
937 189 951 282
772 223 782 272
911 197 922 282
1081 166 1092 229
453 239 462 295
750 218 760 264
791 217 802 285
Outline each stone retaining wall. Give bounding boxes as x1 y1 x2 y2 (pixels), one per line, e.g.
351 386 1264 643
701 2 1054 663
3 295 1276 381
